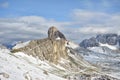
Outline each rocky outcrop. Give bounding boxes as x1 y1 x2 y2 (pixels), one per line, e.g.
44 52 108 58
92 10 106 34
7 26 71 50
80 37 99 48
48 26 66 40
13 38 68 64
96 34 118 45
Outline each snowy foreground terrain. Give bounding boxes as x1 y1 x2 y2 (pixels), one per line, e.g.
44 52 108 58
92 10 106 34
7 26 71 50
0 48 66 80
1 42 120 80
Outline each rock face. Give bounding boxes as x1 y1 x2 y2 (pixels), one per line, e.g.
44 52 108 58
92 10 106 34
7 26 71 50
96 34 118 45
118 35 120 46
80 37 99 48
80 33 120 48
48 26 66 40
12 27 69 64
14 38 68 64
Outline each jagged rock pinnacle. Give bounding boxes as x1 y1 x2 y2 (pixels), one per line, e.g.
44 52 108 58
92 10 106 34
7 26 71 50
48 26 66 40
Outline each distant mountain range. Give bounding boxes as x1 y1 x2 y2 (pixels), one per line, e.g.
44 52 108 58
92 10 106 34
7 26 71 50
80 33 120 49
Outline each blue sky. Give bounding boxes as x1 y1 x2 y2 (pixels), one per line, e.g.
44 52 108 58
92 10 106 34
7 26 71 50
0 0 120 20
0 0 120 45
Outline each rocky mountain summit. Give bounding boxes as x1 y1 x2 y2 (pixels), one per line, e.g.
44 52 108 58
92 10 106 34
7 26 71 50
80 33 120 49
12 26 68 64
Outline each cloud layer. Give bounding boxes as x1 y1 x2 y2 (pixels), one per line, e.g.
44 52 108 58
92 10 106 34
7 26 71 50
0 9 120 44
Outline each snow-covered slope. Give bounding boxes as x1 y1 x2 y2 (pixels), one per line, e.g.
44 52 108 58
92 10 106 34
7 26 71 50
99 43 118 50
88 42 120 53
0 48 66 80
12 41 30 49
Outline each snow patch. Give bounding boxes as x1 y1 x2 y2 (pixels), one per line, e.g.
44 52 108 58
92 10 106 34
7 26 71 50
99 43 117 50
56 37 61 40
13 41 30 49
88 47 105 53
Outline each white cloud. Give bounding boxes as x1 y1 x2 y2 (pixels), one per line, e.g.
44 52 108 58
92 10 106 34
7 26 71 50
77 26 110 34
0 16 73 44
18 16 46 23
71 9 110 23
0 2 9 8
71 9 120 34
0 9 120 44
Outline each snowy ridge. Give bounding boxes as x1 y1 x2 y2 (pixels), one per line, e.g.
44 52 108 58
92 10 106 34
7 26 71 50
0 49 66 80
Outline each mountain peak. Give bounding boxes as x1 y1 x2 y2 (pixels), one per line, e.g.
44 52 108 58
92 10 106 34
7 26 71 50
12 26 68 64
48 26 66 40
